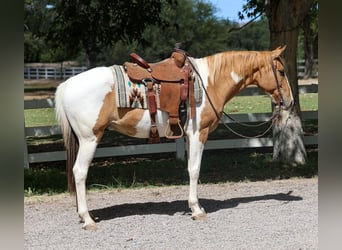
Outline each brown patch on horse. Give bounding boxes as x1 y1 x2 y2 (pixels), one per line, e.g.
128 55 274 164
199 127 210 145
198 74 222 144
109 109 145 137
92 89 118 142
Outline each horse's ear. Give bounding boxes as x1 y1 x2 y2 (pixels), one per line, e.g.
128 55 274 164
273 45 286 58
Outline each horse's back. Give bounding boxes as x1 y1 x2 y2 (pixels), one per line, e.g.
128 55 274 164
65 66 113 91
57 66 116 136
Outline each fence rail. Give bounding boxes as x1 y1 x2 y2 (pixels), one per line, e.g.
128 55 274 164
297 59 319 78
24 66 87 80
24 60 318 80
24 84 318 168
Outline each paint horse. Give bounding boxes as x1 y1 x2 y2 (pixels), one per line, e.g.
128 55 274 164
55 46 293 230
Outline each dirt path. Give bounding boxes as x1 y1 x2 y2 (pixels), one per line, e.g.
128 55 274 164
24 177 317 249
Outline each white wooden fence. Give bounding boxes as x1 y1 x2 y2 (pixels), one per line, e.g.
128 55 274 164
24 84 318 169
24 60 318 80
24 66 87 80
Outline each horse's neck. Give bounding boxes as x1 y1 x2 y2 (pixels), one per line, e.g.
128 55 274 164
202 52 261 108
197 57 243 109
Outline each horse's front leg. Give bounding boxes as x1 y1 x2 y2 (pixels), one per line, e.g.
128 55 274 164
186 131 207 220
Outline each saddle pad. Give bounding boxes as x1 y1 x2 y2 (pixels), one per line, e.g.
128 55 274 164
110 64 202 109
111 65 148 109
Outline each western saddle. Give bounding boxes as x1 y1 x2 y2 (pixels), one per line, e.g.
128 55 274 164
123 48 196 143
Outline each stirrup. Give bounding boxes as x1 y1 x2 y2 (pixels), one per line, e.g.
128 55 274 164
165 120 184 139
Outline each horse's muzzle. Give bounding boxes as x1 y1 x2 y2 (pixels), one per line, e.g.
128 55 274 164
280 99 294 111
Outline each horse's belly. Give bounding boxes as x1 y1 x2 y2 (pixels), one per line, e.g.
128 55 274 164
108 109 169 138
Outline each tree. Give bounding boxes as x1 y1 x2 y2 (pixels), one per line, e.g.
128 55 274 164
301 0 318 79
25 0 272 65
46 0 168 68
24 0 55 62
226 16 269 51
103 0 270 65
137 0 229 60
239 0 315 165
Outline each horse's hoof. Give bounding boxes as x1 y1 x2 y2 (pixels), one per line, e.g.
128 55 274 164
191 208 207 220
82 222 97 230
192 213 207 220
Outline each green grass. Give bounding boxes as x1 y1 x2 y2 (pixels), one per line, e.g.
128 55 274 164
225 93 318 114
24 93 318 127
225 95 273 113
24 108 57 127
297 93 319 111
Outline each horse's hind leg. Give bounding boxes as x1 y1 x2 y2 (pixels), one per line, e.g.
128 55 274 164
186 132 207 220
73 137 98 230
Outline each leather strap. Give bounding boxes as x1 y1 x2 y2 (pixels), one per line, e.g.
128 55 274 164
146 81 160 143
130 53 151 71
180 66 188 101
181 61 196 119
189 69 196 119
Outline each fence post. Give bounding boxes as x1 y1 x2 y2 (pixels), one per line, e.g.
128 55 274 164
175 138 185 160
24 124 30 169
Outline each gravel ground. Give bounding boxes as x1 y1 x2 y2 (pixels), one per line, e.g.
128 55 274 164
24 177 317 250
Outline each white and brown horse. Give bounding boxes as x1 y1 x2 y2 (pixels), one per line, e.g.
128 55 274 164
55 46 293 230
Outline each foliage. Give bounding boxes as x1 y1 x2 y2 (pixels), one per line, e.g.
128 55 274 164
45 0 167 67
24 0 55 62
24 0 272 65
238 0 318 61
24 0 54 37
24 32 44 62
98 1 270 65
238 0 265 20
225 16 269 51
126 0 230 60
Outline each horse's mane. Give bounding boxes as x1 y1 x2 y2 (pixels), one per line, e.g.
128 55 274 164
208 50 275 83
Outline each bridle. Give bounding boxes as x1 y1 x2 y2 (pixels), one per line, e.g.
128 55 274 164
188 56 290 139
271 56 287 109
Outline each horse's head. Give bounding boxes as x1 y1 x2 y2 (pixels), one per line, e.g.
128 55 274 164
256 46 294 110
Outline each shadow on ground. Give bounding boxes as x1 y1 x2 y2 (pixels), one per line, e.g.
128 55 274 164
90 191 302 221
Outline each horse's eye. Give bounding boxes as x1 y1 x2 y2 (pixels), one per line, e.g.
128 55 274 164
278 70 285 76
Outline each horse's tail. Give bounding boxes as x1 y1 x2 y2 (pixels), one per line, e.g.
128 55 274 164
55 82 78 193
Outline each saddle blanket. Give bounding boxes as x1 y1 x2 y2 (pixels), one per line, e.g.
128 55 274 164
110 62 203 109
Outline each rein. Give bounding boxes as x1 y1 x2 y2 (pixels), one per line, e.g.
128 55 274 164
188 56 283 139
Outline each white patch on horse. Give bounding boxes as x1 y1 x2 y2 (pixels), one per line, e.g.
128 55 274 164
230 71 243 85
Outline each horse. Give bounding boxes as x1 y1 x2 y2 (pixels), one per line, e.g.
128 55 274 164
55 46 293 230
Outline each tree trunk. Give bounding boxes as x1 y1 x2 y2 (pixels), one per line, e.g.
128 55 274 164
302 13 314 79
265 0 314 165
